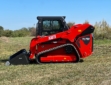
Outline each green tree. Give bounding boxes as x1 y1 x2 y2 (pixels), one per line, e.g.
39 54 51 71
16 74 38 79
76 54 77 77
67 22 75 27
0 26 4 37
28 27 36 36
20 27 30 36
3 30 13 37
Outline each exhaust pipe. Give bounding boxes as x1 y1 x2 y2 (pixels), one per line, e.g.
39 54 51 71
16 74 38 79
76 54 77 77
5 49 30 66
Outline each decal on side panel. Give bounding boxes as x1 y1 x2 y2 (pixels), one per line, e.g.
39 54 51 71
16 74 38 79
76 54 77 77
48 35 56 40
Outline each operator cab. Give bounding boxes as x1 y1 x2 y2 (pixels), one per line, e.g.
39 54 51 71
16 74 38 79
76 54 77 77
36 16 69 36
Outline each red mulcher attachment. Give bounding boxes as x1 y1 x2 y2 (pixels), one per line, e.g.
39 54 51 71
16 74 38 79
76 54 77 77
5 16 95 65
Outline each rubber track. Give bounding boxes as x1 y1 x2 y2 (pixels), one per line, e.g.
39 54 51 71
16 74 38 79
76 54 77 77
36 43 80 64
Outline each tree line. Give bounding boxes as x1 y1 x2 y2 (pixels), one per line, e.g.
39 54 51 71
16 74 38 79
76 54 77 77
0 20 111 40
0 26 36 37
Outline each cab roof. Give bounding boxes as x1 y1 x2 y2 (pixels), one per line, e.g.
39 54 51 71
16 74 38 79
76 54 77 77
37 16 66 20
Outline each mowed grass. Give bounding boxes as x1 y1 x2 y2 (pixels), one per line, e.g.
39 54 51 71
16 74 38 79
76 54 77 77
0 37 111 85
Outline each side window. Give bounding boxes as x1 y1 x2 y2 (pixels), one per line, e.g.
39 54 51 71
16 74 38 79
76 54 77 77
42 20 63 35
52 21 60 30
43 20 50 30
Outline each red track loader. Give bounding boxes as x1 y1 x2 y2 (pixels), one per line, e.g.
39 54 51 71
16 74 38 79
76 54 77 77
5 16 95 65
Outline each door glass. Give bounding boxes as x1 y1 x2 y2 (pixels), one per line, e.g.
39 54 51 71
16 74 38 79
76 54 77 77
52 21 60 30
42 20 62 35
43 20 50 30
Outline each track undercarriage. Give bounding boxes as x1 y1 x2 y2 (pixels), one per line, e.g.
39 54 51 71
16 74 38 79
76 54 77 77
5 16 95 65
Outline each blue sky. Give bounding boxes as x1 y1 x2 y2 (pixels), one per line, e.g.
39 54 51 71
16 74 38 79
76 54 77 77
0 0 111 30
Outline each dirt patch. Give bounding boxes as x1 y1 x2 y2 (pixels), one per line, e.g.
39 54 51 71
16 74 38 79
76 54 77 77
0 36 10 43
100 80 111 85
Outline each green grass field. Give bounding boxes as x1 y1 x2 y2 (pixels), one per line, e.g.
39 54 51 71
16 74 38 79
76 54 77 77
0 37 111 85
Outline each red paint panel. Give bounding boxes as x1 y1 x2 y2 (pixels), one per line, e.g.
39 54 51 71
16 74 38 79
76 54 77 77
75 34 93 58
40 54 76 63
